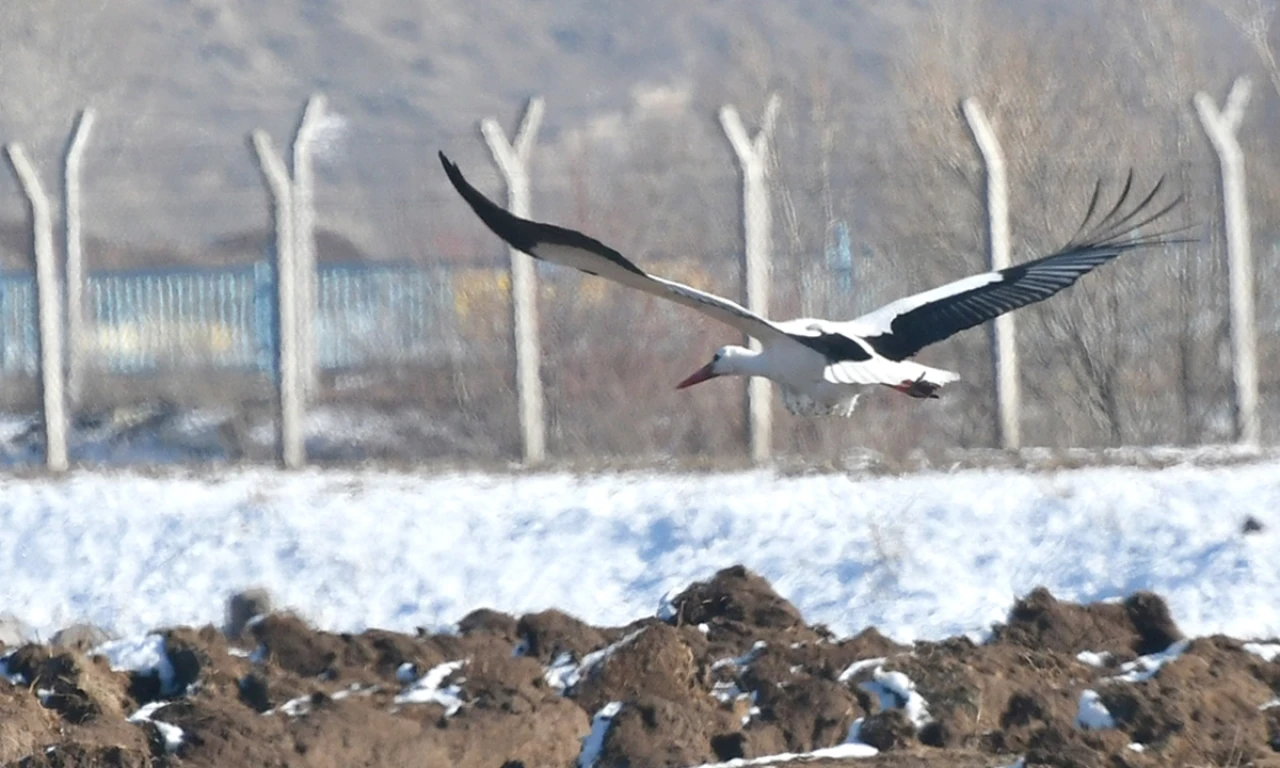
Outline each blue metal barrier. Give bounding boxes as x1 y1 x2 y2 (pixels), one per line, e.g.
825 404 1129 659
0 261 456 376
0 273 38 374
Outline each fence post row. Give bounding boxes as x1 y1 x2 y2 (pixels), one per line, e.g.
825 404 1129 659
960 98 1020 451
1 91 1270 463
5 143 69 472
292 94 326 401
1195 76 1260 448
250 130 306 469
721 94 781 465
63 108 95 408
481 96 547 465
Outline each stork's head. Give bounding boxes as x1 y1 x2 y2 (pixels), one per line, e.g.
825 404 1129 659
675 345 753 389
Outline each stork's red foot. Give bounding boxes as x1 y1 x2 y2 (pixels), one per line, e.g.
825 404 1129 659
887 375 941 399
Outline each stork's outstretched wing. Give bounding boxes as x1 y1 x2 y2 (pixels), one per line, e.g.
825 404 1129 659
845 172 1189 361
440 152 796 345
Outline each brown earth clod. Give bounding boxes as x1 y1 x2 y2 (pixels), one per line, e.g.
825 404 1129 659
1 576 1275 768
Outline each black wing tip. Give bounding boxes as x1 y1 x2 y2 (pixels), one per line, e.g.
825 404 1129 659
438 150 460 177
438 151 469 193
1067 171 1189 252
437 150 508 221
437 149 540 253
437 148 649 279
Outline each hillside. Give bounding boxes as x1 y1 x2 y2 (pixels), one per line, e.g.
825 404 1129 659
0 0 925 259
0 1 1258 264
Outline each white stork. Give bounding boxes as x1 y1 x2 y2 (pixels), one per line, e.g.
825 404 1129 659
440 152 1185 417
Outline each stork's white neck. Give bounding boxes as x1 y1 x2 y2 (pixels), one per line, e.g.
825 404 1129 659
716 345 769 377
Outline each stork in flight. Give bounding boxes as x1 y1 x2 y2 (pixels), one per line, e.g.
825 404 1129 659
439 152 1184 417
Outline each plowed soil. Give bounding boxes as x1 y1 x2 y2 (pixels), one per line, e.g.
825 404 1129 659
4 565 1280 767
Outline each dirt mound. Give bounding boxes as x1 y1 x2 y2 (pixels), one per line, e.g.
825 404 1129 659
456 607 520 640
0 679 60 763
666 564 810 636
993 586 1183 659
751 674 860 753
49 625 113 654
248 613 469 687
3 573 1280 767
1094 636 1280 766
10 743 155 768
516 608 614 664
0 646 154 767
858 707 915 751
3 646 133 724
139 692 291 767
575 624 699 704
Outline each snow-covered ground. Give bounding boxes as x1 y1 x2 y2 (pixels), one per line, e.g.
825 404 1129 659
2 460 1279 644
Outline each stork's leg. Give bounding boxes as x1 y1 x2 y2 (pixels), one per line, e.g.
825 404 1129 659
884 373 941 399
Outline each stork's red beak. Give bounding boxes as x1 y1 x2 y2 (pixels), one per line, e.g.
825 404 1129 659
675 362 718 390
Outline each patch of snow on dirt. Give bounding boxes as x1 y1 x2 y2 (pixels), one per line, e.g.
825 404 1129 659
545 627 646 694
128 701 184 752
0 652 23 684
1106 639 1190 683
858 666 930 728
1076 650 1111 667
1076 689 1116 730
393 659 466 713
1243 642 1280 662
330 682 375 701
270 694 314 717
656 588 679 622
711 640 766 671
710 679 743 704
842 717 880 755
93 634 177 694
577 701 622 768
685 739 879 767
837 656 888 683
544 652 578 692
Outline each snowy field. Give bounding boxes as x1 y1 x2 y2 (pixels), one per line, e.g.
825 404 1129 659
3 460 1280 644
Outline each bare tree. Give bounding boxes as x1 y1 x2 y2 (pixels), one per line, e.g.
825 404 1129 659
1205 0 1280 98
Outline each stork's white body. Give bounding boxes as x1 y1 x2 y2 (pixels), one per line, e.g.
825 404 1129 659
731 318 961 416
440 153 1183 418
